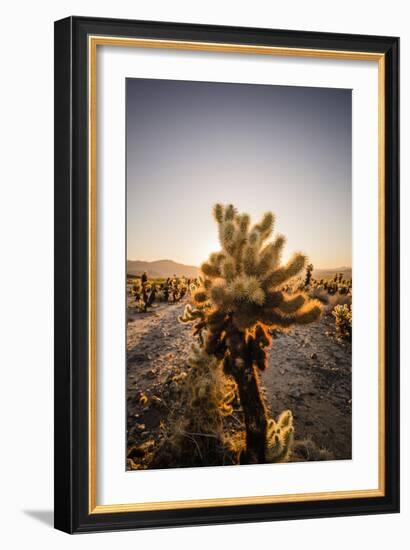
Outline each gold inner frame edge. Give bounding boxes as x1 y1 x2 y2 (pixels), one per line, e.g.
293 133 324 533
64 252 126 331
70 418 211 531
88 35 386 514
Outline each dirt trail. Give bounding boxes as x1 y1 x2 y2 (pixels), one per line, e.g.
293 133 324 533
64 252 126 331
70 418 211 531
126 297 351 465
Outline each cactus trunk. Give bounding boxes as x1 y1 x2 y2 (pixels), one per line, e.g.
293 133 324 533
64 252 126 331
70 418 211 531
225 324 268 463
234 361 268 463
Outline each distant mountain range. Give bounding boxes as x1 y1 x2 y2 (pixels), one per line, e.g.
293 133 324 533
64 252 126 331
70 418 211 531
313 267 352 280
127 259 199 279
127 259 351 281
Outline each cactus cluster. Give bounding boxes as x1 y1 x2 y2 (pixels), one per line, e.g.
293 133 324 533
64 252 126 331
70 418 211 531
183 204 323 463
333 272 344 284
307 273 352 336
304 272 352 298
129 276 197 311
157 277 189 303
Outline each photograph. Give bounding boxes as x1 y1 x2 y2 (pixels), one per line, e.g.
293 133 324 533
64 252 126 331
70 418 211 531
52 14 399 534
125 78 353 470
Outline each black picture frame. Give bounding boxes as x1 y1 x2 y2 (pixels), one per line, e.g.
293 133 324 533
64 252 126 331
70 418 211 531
54 16 400 533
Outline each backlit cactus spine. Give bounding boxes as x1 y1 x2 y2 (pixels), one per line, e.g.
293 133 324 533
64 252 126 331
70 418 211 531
190 204 323 463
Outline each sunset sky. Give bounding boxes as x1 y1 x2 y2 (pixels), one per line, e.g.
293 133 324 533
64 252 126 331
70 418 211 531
126 78 352 269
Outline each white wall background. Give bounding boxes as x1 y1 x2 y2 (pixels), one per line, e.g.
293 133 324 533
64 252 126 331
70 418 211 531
0 0 407 547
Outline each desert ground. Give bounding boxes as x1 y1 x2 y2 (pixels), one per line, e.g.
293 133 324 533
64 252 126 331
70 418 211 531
126 294 352 469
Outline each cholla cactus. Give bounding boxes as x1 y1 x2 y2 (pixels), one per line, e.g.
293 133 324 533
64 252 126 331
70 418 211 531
158 277 189 303
134 280 156 312
304 263 314 288
332 304 352 341
266 409 294 462
186 204 322 463
169 277 188 302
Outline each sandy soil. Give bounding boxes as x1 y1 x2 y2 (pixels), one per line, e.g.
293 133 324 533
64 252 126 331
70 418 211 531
126 295 351 467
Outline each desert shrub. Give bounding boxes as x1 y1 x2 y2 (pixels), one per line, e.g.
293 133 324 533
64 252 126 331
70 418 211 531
293 437 334 461
332 304 352 341
326 292 352 312
309 283 352 315
150 341 240 468
309 286 330 304
182 204 323 463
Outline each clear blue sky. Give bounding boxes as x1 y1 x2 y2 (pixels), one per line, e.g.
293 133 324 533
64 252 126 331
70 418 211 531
126 78 351 269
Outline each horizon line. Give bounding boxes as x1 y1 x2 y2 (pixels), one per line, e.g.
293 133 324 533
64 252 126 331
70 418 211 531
127 258 352 271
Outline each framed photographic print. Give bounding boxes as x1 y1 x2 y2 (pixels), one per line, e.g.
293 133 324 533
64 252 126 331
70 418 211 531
54 16 400 533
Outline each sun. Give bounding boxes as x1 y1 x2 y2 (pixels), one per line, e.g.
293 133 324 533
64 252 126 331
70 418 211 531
194 232 221 266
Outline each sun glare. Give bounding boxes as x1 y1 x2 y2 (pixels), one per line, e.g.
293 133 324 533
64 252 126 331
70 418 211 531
194 233 221 265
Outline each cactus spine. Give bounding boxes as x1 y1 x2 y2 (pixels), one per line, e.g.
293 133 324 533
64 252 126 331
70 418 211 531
188 204 323 463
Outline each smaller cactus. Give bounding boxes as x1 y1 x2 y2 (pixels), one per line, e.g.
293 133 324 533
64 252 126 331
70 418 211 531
304 263 314 288
332 304 352 341
132 280 156 312
266 409 294 463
